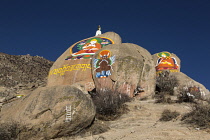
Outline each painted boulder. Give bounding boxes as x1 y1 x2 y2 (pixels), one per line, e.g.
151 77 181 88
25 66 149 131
92 43 156 98
152 51 181 74
153 52 210 100
47 32 122 91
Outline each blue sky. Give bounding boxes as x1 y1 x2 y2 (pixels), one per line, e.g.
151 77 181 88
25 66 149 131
0 0 210 90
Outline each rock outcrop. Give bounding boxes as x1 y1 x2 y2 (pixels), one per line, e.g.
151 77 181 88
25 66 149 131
0 85 95 139
47 32 122 92
92 43 156 97
47 32 156 98
153 51 209 99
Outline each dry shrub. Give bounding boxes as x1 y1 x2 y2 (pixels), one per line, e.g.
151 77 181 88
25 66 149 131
90 90 131 121
159 109 180 121
0 121 25 140
155 71 178 103
156 71 178 95
178 86 202 103
182 104 210 129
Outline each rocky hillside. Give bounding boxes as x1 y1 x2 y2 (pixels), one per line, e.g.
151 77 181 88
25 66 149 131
0 52 53 100
0 52 53 88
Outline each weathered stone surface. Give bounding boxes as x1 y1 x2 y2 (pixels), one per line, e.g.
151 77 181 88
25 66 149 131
171 72 210 100
92 43 156 98
152 51 181 73
47 32 122 92
0 85 96 139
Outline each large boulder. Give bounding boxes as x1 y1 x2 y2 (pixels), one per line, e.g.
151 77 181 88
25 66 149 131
0 85 95 139
47 32 122 92
92 43 156 98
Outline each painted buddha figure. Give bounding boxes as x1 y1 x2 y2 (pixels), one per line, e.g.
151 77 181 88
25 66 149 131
94 50 115 78
71 38 101 59
95 50 112 78
155 52 179 71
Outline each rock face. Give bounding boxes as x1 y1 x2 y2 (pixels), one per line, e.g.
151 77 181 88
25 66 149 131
171 72 210 100
92 43 156 98
0 85 96 139
47 32 122 92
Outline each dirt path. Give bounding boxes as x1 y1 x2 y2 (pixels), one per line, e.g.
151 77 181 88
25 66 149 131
65 99 210 140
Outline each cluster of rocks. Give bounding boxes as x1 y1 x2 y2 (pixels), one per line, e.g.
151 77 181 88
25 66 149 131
47 32 209 99
0 32 209 139
47 32 156 98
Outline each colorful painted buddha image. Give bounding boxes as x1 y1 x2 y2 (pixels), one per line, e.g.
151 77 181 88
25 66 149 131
155 52 179 71
66 37 114 60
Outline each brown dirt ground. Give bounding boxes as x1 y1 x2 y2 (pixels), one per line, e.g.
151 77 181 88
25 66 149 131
58 99 210 140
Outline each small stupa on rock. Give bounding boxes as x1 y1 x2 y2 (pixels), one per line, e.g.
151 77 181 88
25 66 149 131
95 25 102 36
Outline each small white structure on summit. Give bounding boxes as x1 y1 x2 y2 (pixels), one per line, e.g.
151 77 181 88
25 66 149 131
95 25 102 36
